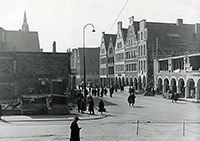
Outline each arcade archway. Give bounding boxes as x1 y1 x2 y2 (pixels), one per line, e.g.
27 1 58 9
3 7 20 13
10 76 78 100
186 79 195 98
157 78 163 94
130 77 133 86
178 78 185 98
164 78 169 93
171 78 177 93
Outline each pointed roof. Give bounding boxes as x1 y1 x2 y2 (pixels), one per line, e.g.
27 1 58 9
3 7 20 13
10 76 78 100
103 33 117 50
22 11 29 32
122 28 128 42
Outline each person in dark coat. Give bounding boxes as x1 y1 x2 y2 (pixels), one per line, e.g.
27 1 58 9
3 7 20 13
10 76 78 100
100 87 104 97
104 87 108 96
98 99 105 115
88 95 94 115
80 96 86 113
109 86 114 97
0 104 2 119
70 115 81 141
77 94 82 113
98 87 100 97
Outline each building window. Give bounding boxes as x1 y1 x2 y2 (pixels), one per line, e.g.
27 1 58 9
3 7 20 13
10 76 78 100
138 32 140 40
101 48 105 54
117 42 122 48
109 47 113 54
141 32 143 40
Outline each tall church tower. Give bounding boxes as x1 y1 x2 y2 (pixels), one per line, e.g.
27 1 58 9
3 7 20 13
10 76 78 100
21 11 29 32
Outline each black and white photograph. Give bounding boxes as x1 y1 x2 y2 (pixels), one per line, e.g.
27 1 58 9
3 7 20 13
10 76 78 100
0 0 200 140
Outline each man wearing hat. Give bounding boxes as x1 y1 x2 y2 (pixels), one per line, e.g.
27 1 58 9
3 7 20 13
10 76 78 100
70 115 81 141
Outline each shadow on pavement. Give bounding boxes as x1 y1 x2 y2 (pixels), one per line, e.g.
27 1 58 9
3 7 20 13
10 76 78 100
133 105 146 108
0 118 10 123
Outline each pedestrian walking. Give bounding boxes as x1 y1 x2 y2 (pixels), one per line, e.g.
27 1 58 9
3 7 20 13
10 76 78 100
98 99 106 115
109 86 114 98
88 95 94 115
100 87 104 97
104 87 108 96
97 87 100 97
70 115 81 141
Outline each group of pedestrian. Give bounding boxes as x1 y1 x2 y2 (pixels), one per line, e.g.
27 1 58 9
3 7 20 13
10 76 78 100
171 92 179 103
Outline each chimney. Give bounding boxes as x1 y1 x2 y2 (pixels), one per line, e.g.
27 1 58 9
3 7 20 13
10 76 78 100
118 21 122 29
129 16 134 25
176 18 183 26
53 41 56 53
195 23 200 34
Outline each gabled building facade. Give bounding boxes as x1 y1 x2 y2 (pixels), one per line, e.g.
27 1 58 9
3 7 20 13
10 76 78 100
124 16 139 90
114 22 128 88
107 34 117 87
100 32 116 87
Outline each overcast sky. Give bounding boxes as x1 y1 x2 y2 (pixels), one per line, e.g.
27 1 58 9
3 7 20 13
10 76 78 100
0 0 199 52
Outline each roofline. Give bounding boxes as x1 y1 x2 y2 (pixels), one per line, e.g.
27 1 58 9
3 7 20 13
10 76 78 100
158 53 200 61
6 30 38 33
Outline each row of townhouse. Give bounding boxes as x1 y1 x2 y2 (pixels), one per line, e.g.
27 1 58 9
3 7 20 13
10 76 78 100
100 16 200 92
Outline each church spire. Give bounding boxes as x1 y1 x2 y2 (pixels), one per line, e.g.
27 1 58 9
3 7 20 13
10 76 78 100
22 11 29 32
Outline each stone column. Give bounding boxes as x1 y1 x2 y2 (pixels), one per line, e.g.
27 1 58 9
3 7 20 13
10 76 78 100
185 86 189 98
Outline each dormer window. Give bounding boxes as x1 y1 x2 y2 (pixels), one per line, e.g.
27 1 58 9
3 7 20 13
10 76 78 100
101 48 105 54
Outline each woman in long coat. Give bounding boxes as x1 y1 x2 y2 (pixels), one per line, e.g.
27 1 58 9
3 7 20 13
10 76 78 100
88 95 94 115
70 116 81 141
98 99 105 115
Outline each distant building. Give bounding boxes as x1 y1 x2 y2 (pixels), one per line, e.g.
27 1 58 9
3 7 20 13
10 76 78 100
100 32 116 87
114 22 128 88
99 17 200 92
124 16 139 89
154 53 200 101
0 11 41 52
0 52 71 99
71 47 100 87
138 18 200 91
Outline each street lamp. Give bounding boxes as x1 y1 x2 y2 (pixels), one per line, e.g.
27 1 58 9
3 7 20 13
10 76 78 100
83 23 95 97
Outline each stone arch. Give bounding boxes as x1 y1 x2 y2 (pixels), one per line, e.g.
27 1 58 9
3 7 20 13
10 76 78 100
164 78 169 93
178 78 185 98
115 77 118 88
171 78 177 93
122 77 125 86
119 77 122 88
126 77 129 86
186 78 195 98
130 77 133 86
134 77 138 91
138 76 142 91
157 78 163 94
143 76 147 89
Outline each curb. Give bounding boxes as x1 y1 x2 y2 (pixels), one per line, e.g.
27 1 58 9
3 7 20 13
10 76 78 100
0 114 107 123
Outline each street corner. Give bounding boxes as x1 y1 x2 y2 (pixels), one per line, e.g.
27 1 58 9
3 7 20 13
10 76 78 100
71 109 107 121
